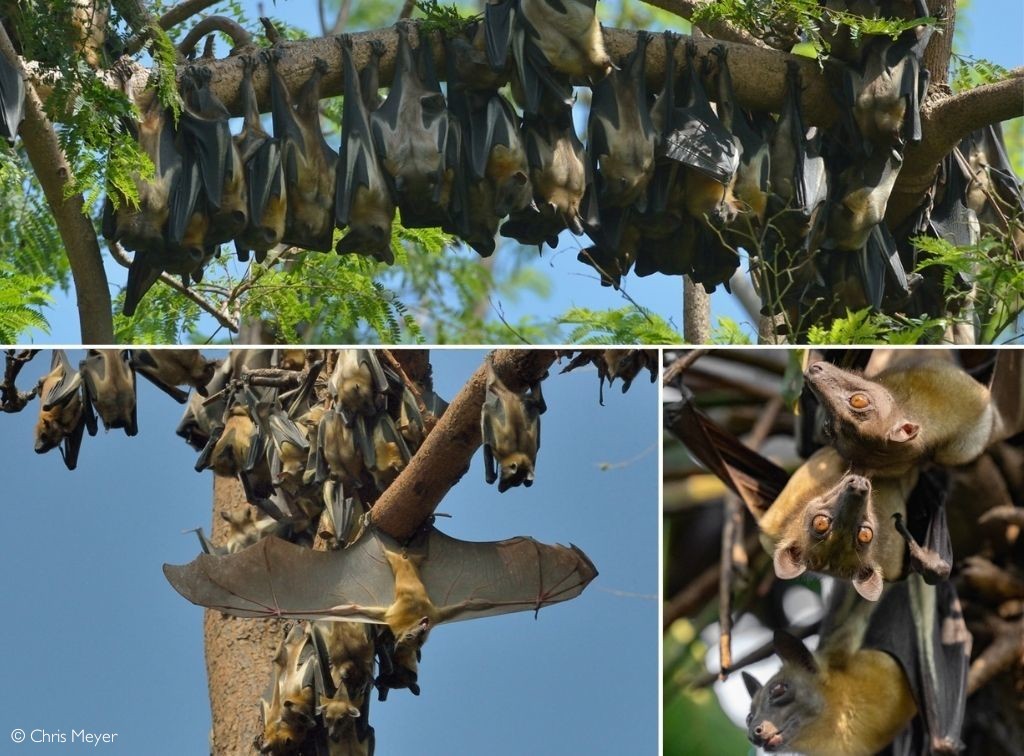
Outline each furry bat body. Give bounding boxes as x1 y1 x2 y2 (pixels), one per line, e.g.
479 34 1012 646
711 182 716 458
34 350 87 470
371 24 458 230
79 349 138 436
177 66 248 247
501 102 594 248
164 524 597 642
311 621 374 747
268 51 337 252
758 447 927 600
234 54 286 261
131 349 216 402
260 623 318 754
480 360 546 492
336 37 395 263
804 352 1023 476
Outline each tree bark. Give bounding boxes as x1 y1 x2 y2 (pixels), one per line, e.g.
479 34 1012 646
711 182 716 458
205 475 286 755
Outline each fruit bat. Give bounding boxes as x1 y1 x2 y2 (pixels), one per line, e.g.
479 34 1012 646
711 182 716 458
744 626 918 755
843 15 932 151
371 24 458 230
176 358 231 451
234 54 286 262
335 36 395 264
328 349 389 425
498 0 611 116
33 350 87 471
767 62 829 250
163 524 598 653
825 146 903 251
268 50 338 252
710 44 771 246
819 0 930 65
587 30 657 215
0 44 24 144
79 349 138 437
662 42 741 226
501 101 594 248
804 351 1024 476
758 447 924 600
480 360 545 493
397 386 426 452
220 506 284 554
131 349 216 402
177 65 248 246
365 412 411 493
260 623 318 755
444 33 533 257
560 349 657 405
310 621 374 744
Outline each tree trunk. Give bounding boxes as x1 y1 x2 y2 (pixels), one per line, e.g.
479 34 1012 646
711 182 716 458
205 475 286 754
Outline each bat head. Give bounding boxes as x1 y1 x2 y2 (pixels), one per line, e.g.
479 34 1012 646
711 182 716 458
744 631 825 753
493 171 533 217
497 453 536 493
770 474 890 601
318 691 360 742
804 361 921 469
34 415 67 454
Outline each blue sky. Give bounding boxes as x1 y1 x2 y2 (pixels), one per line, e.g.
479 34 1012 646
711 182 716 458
0 349 658 754
18 1 1022 344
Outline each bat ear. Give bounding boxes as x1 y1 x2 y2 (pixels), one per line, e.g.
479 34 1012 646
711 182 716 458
742 671 762 698
773 630 817 674
888 421 920 443
853 569 884 601
773 545 806 580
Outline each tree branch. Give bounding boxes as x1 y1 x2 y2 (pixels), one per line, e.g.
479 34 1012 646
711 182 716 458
176 16 253 57
369 349 557 540
0 26 113 344
888 68 1024 225
108 242 240 333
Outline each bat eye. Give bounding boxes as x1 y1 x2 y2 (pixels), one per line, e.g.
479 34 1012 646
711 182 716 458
811 514 831 535
849 393 870 410
857 526 873 545
769 682 787 700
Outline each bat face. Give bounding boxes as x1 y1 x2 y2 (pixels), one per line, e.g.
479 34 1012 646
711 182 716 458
804 361 915 464
319 409 365 484
744 658 826 754
212 405 259 477
769 474 901 601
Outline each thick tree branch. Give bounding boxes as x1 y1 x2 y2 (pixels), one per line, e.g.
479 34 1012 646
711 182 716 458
369 349 557 540
176 16 253 57
0 27 113 344
888 68 1024 225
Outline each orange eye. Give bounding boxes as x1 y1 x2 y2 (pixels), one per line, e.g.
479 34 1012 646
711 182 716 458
849 393 870 409
812 515 831 534
857 526 873 545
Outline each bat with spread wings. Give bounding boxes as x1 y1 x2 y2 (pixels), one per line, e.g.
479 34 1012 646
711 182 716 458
164 525 597 653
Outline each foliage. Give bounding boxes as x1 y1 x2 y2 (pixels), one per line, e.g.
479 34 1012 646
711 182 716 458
414 1 479 33
0 261 52 341
710 317 753 344
806 307 947 345
559 306 682 344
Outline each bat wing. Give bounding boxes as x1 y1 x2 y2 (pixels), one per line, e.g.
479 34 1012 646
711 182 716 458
356 349 389 397
663 383 789 518
130 350 190 403
484 0 514 70
865 576 969 753
179 69 232 209
163 532 395 622
0 49 25 144
337 35 378 227
42 350 83 410
989 349 1024 446
409 527 598 623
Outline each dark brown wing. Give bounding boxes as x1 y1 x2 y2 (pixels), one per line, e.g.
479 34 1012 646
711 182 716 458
990 349 1024 446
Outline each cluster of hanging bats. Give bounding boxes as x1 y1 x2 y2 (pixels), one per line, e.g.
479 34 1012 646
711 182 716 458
16 346 655 754
668 348 1024 754
1 1 1020 329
